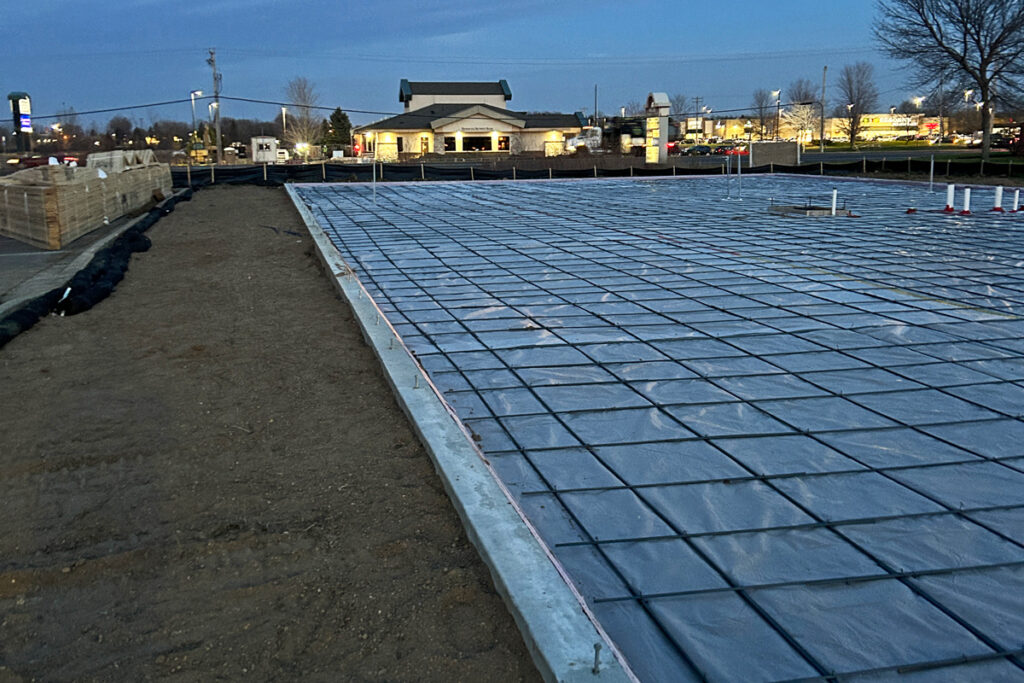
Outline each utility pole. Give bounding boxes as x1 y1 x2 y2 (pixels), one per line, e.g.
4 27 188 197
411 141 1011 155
207 48 223 165
938 73 945 139
594 84 598 127
693 96 702 141
820 65 827 151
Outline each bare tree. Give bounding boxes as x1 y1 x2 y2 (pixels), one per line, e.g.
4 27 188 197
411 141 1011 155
835 62 879 149
751 89 774 140
787 78 818 104
783 104 819 143
875 0 1024 160
284 77 324 159
669 93 689 116
622 100 646 116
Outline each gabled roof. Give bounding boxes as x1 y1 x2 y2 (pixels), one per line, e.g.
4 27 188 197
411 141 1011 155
399 79 512 103
525 112 588 129
357 104 584 133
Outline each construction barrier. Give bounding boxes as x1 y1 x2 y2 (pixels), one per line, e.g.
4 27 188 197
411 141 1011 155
170 157 1024 189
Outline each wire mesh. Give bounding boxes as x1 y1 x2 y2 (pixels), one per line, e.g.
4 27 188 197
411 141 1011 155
296 176 1024 682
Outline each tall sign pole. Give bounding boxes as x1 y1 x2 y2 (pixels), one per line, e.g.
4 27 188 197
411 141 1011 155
645 92 670 165
207 48 223 165
8 92 32 154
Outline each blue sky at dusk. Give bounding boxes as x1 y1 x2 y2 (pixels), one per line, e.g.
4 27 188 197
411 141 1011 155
5 0 913 129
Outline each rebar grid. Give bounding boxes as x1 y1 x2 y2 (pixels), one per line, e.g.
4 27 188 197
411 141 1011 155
298 177 1024 682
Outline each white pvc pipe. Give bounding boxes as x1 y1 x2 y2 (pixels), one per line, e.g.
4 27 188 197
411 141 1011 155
737 149 742 197
945 184 955 211
994 186 1004 211
831 188 838 216
962 187 972 214
725 155 732 200
1014 189 1020 212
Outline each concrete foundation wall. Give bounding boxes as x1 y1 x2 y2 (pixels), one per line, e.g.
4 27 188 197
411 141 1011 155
749 141 801 166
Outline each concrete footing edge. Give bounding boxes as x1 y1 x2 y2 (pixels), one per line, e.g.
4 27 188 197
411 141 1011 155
286 185 634 683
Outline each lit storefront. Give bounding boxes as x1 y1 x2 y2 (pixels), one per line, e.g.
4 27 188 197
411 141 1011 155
354 81 584 160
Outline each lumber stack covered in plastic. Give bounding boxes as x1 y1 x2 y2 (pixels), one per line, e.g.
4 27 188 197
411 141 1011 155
0 156 171 250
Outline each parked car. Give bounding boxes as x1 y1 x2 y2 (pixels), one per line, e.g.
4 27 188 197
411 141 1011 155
686 145 712 156
667 141 687 155
5 153 79 168
713 145 749 156
968 134 1010 148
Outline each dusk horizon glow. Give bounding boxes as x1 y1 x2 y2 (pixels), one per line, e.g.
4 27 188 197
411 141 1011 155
6 1 913 130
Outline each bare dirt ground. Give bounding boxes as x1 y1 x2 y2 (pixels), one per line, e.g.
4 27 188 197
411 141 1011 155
0 185 540 682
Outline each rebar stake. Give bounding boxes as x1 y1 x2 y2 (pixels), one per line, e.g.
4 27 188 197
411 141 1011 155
592 643 602 674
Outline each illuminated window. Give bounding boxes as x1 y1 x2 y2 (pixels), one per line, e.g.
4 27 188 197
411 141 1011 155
497 136 510 151
462 135 492 151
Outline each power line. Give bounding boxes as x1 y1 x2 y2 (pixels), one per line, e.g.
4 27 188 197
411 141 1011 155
29 92 901 128
219 95 394 117
219 45 880 67
33 98 195 121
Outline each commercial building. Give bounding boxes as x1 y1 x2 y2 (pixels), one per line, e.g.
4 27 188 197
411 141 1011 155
354 80 585 161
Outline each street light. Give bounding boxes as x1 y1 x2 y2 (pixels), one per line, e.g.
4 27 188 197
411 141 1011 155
771 90 781 140
281 106 287 135
189 89 202 146
964 89 975 102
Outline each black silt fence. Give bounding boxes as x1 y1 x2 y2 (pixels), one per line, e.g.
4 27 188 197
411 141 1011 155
0 189 194 349
171 156 1024 190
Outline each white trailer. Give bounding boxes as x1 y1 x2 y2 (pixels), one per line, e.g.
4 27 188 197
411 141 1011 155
251 136 278 164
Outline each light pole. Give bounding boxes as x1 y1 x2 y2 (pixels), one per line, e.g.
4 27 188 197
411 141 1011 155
190 90 202 141
846 103 855 149
189 90 202 163
771 90 781 140
281 106 287 136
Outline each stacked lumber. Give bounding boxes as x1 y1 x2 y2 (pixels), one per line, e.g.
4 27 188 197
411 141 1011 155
0 159 171 250
86 149 158 174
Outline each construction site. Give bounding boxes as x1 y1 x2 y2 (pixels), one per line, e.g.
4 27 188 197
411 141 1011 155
2 165 1024 680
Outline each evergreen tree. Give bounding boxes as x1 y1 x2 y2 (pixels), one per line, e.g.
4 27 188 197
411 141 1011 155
323 108 352 149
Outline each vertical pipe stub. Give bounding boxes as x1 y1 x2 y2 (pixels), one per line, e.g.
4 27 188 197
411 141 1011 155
831 188 838 216
944 184 956 213
992 186 1005 212
1013 189 1021 213
960 187 972 216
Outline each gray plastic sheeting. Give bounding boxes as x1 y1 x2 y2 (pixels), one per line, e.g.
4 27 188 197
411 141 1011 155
297 177 1024 681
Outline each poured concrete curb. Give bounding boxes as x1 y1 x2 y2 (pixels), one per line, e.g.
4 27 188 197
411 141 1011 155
286 185 633 683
